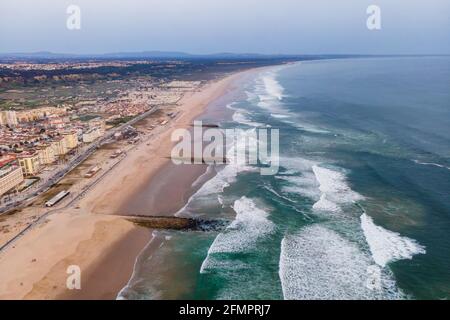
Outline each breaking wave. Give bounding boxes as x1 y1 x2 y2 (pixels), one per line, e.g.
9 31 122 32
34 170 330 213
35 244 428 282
279 225 403 300
361 213 426 268
200 197 274 272
311 165 364 213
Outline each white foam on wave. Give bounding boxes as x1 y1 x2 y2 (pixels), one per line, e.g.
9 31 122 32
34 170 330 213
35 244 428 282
276 159 362 213
176 164 251 216
200 197 274 273
262 72 285 101
280 157 317 174
413 159 450 171
225 102 240 112
361 213 426 268
278 175 320 200
270 113 290 119
253 70 288 115
232 109 267 128
209 197 274 254
245 90 258 103
117 231 158 300
275 157 321 200
289 122 330 134
191 164 215 188
311 165 364 213
176 129 258 216
279 225 402 300
251 67 330 134
313 194 342 212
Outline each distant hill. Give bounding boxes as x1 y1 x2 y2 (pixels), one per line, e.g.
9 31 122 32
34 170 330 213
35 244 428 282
100 51 195 59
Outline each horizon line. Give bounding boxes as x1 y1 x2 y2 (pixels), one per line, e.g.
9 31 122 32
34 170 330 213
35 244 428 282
0 51 449 58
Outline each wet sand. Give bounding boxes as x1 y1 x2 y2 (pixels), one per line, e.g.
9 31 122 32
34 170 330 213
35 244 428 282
119 163 209 216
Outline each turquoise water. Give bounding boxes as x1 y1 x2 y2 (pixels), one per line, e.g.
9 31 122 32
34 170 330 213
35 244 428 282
120 57 450 300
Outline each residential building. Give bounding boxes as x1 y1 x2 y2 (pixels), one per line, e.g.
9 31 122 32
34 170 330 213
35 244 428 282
62 131 79 149
16 107 67 123
36 143 56 165
51 136 68 156
0 156 24 196
82 127 102 143
18 151 41 176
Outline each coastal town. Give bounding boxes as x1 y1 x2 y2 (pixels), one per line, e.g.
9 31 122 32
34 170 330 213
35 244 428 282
0 60 203 213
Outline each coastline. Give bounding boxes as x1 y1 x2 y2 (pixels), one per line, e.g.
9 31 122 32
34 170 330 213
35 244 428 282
0 67 264 300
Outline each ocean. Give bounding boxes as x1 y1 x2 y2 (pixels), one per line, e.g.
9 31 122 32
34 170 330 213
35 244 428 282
119 57 450 300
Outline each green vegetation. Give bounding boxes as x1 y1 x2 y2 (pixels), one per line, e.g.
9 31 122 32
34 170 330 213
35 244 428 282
106 115 135 127
77 114 101 122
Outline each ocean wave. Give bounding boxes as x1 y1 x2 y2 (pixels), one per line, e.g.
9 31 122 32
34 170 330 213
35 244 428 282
290 123 330 134
228 102 267 127
280 157 317 174
175 164 251 216
253 69 287 114
361 213 426 268
412 159 450 171
200 197 275 273
279 225 403 300
311 165 364 213
276 157 320 200
250 68 330 134
232 108 267 128
270 113 290 119
261 71 285 101
191 164 215 188
278 175 320 200
245 90 258 103
176 129 258 216
276 160 363 213
313 194 342 212
116 231 159 300
225 102 238 111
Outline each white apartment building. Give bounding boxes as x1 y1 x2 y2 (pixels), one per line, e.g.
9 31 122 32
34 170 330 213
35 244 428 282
82 127 103 143
0 161 24 197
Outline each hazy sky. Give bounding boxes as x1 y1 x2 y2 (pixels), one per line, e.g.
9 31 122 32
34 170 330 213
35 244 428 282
1 0 449 54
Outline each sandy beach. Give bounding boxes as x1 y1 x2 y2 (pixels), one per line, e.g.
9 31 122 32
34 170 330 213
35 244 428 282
0 68 254 300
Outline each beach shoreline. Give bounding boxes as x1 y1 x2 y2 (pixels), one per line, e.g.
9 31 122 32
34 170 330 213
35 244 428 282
0 66 265 300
